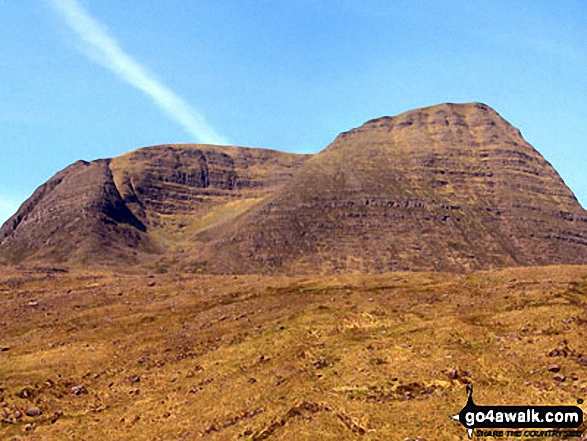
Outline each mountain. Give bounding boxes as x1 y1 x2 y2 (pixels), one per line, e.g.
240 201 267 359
193 103 587 273
0 145 309 266
1 103 586 272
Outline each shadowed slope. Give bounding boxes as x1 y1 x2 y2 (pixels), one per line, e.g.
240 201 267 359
0 159 153 265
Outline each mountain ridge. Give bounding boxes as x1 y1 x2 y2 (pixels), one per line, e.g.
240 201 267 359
2 102 586 272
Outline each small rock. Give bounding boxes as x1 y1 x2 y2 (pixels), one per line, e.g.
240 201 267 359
313 358 329 369
27 301 39 307
577 356 587 366
25 407 42 418
24 423 35 432
50 411 63 424
14 410 22 420
18 388 34 399
553 373 566 382
447 369 459 380
547 364 561 373
70 385 87 395
548 348 566 357
147 281 156 287
0 346 9 352
248 378 257 384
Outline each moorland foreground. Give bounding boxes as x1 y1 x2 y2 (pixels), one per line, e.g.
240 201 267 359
2 265 587 440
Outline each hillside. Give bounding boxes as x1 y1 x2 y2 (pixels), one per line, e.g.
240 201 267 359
195 103 587 274
2 103 587 440
1 102 586 273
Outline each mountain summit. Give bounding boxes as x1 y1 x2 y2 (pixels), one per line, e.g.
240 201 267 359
2 103 586 273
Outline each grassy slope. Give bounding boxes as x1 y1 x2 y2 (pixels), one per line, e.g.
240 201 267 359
1 266 587 440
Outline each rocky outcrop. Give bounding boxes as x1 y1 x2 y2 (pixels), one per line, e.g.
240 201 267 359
110 145 308 221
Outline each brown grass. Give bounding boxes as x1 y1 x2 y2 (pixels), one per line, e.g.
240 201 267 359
1 265 587 439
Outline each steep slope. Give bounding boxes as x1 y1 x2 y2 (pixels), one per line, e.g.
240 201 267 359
0 145 310 266
0 159 153 265
197 103 587 274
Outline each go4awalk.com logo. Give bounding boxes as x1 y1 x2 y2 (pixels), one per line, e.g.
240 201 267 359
451 386 584 438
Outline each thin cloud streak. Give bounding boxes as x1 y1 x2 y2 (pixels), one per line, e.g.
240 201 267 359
48 0 229 145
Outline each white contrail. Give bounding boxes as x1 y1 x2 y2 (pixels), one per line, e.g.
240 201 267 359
47 0 229 145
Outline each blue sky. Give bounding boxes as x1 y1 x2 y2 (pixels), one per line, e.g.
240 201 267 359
1 0 586 225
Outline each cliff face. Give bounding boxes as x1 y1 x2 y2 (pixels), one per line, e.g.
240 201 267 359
109 145 309 221
2 103 586 272
196 103 587 274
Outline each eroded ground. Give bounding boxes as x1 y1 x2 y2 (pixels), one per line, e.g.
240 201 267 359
1 266 587 440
